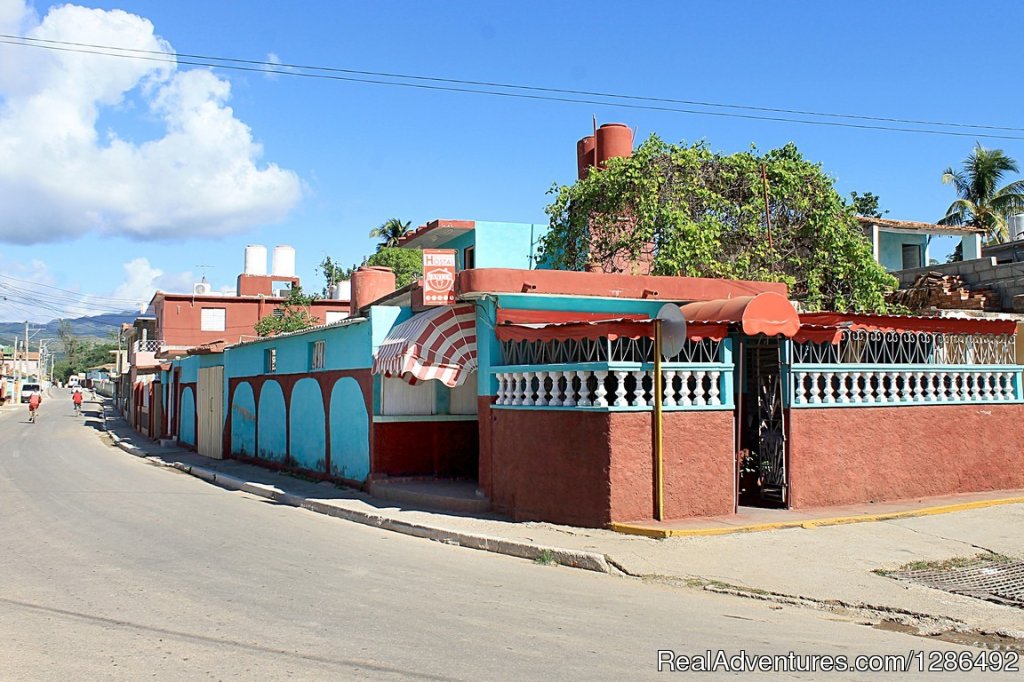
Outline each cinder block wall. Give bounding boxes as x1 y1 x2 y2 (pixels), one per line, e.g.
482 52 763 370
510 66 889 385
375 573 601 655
897 258 1024 310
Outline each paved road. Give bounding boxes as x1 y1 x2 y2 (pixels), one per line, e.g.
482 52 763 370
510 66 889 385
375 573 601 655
0 393 1002 680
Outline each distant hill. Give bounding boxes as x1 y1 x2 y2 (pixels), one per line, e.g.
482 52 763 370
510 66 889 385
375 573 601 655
0 311 137 342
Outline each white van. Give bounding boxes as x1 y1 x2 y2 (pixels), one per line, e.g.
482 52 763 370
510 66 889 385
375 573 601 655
20 382 41 403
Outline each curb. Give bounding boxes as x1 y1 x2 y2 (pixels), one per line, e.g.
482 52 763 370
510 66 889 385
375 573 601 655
610 496 1024 538
101 414 610 574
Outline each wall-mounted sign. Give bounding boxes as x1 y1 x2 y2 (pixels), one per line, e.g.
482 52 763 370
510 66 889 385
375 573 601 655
422 249 457 306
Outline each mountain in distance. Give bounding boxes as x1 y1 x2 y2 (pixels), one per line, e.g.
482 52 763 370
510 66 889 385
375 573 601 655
0 311 137 342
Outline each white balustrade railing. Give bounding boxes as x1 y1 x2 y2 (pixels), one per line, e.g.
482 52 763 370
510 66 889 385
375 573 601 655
494 366 726 409
791 367 1021 406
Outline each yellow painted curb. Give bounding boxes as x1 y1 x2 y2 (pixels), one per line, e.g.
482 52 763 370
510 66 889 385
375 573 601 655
610 496 1024 538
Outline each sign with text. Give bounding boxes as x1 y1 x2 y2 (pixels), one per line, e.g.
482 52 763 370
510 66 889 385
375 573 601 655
422 249 456 306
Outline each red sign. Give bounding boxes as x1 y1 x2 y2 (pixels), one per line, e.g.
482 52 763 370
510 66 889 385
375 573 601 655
422 249 456 306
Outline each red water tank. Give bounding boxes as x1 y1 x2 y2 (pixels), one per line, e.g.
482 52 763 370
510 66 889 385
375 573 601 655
595 123 633 167
576 135 596 179
350 266 397 313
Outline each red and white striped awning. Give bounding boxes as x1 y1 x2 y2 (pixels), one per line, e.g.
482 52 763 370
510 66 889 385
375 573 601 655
372 305 477 387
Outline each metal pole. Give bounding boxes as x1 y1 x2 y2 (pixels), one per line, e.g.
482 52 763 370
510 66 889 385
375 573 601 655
13 337 20 403
653 320 665 522
24 321 29 379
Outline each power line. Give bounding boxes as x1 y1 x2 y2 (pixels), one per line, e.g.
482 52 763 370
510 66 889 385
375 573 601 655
0 273 146 303
2 35 1023 141
6 33 1022 134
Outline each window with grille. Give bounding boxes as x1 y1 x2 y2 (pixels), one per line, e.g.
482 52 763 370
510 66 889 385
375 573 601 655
200 307 226 332
265 348 277 373
310 340 326 370
272 308 285 319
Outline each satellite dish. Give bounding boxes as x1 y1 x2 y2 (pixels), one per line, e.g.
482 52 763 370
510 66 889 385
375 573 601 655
656 303 688 360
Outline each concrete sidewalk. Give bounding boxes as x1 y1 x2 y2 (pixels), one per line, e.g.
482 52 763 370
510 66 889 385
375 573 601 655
92 397 1024 641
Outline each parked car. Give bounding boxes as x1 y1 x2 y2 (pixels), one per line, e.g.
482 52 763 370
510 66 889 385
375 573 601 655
20 382 41 403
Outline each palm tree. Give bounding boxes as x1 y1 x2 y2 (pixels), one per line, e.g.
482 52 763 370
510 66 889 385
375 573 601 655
940 144 1024 243
369 218 412 249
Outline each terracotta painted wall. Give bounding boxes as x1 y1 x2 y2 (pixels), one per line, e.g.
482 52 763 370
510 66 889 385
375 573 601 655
372 420 479 478
489 409 614 527
608 411 735 521
788 405 1024 509
487 408 735 527
157 296 351 347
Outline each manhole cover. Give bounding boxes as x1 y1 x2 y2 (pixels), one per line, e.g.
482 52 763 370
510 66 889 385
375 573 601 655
891 560 1024 609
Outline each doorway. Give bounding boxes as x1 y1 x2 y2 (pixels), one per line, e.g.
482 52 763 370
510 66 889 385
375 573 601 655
737 337 788 508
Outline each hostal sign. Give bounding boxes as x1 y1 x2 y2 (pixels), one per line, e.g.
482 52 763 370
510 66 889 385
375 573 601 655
422 249 456 306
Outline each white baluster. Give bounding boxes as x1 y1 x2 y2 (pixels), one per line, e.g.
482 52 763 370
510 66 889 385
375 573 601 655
849 371 862 403
837 372 850 404
523 372 536 406
950 372 963 401
612 371 628 407
679 371 693 406
496 374 507 405
823 371 836 404
510 373 523 405
793 372 805 405
865 372 877 403
694 370 707 406
593 370 609 408
561 371 575 407
576 370 591 407
809 372 822 404
630 371 647 407
934 371 947 402
898 372 911 402
983 371 994 401
663 370 678 407
709 371 721 405
925 372 937 402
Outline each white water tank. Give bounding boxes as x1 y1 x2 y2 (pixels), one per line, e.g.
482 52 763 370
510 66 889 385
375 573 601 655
271 244 296 277
1010 214 1024 242
244 244 267 275
333 280 351 300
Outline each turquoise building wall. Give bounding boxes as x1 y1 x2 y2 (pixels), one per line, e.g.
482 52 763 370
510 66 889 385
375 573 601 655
879 232 928 271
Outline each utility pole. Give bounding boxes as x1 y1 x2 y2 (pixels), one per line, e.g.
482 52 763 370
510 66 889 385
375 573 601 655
24 321 29 380
13 336 20 402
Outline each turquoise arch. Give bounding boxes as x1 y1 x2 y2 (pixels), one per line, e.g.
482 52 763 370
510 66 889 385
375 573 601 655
179 387 196 447
329 377 369 481
231 382 257 457
289 378 326 472
257 380 287 463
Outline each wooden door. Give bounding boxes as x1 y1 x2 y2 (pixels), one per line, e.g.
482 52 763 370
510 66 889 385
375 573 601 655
197 366 224 459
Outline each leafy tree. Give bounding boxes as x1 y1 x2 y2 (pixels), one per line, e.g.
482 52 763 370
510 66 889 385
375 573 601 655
52 338 118 382
253 286 320 337
940 144 1024 243
540 135 897 312
369 218 412 250
366 248 423 288
850 191 887 218
318 256 355 296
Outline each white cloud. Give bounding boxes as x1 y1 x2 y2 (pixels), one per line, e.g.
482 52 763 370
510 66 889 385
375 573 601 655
0 1 302 244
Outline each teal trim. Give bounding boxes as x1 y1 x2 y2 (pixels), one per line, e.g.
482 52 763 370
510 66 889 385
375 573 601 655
791 363 1022 372
790 398 1024 409
492 404 732 413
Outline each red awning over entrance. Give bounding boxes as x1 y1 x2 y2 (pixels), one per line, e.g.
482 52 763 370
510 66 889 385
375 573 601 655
680 292 800 339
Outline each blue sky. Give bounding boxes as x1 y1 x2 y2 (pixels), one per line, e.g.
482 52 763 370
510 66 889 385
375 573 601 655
0 0 1022 322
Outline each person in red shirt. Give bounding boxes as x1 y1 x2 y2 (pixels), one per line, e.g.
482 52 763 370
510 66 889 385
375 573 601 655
28 392 41 423
72 388 83 416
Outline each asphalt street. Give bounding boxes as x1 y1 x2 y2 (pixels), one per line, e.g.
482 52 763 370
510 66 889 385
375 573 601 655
0 392 1004 680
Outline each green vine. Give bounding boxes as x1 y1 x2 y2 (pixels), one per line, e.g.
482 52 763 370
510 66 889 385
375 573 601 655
540 136 897 312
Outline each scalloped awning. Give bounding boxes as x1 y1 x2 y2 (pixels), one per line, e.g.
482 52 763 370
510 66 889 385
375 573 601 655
680 292 800 338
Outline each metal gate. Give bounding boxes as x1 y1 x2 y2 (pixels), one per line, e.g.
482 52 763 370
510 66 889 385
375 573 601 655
747 338 787 504
197 366 224 459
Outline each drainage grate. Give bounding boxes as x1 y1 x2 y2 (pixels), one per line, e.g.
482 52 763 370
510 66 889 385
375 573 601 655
891 560 1024 609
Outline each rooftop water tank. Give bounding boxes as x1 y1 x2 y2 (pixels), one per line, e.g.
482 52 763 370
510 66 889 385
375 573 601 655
244 244 267 276
1010 214 1024 241
271 244 296 277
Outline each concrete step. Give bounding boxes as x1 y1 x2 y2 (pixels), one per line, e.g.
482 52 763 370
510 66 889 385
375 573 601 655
367 479 491 514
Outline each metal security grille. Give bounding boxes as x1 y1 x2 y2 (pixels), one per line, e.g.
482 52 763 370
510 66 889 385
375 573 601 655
500 336 722 365
792 330 1015 365
891 560 1024 609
